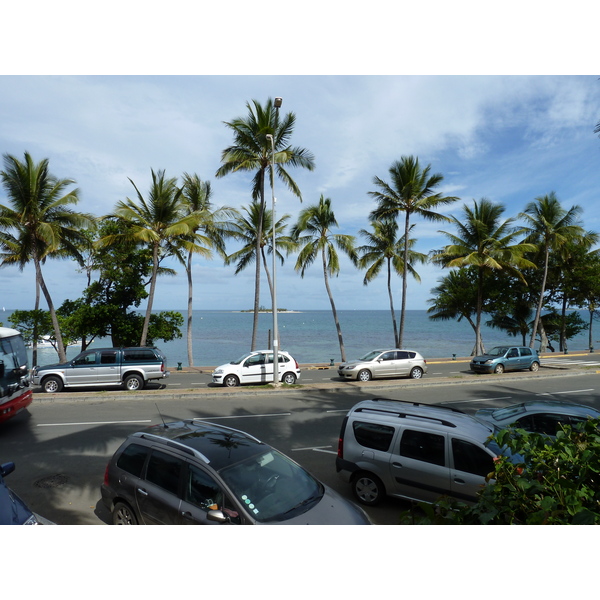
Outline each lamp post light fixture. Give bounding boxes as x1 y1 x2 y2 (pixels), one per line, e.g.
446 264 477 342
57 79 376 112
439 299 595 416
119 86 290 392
267 96 282 385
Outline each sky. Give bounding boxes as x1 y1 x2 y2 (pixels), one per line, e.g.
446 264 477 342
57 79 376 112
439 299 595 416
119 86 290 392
0 5 599 315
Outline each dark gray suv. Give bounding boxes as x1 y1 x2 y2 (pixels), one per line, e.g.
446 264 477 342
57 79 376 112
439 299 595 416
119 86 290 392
101 420 370 525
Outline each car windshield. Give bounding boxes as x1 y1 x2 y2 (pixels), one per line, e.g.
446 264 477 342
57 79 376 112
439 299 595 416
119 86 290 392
219 448 324 523
231 353 253 365
487 347 508 357
359 350 384 361
491 404 527 421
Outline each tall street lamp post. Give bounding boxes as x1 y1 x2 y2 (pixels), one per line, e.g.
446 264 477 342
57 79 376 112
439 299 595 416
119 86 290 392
267 96 282 385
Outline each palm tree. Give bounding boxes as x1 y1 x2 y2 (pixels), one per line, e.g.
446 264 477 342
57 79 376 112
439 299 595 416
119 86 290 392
180 173 234 366
216 98 315 350
0 152 94 362
100 169 201 347
358 220 426 347
432 198 536 356
291 195 357 362
225 202 297 308
519 193 585 349
369 156 459 347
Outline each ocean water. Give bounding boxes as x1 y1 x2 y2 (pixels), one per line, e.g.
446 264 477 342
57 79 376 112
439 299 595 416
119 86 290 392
19 309 597 368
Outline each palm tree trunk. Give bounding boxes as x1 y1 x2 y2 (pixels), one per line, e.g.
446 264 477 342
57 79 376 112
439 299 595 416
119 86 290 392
251 171 267 351
140 243 159 347
32 280 40 368
387 258 399 347
34 255 66 363
322 248 346 362
186 250 194 366
398 212 410 348
529 246 549 349
475 269 484 356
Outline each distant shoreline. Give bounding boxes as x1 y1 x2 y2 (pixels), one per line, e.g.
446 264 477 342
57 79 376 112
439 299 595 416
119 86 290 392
234 310 303 314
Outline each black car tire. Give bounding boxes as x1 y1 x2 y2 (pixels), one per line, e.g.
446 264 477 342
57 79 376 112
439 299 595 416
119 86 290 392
42 376 64 394
124 374 144 391
410 367 424 379
357 369 372 382
494 364 505 374
282 372 296 385
530 361 540 372
112 501 138 525
223 374 239 387
352 472 385 506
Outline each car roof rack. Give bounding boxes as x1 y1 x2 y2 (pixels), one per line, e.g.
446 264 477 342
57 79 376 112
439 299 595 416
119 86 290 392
133 431 211 464
369 398 466 414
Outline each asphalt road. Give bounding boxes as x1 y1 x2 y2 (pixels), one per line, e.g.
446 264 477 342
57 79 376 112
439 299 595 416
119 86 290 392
2 352 600 525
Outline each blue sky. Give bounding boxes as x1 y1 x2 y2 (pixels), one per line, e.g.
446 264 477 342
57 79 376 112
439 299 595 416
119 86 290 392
1 7 599 313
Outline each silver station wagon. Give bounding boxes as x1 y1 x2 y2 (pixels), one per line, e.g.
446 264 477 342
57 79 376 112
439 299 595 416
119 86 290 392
337 349 427 382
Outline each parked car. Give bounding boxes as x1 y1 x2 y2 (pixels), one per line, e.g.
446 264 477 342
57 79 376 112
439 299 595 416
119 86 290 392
101 419 370 525
337 349 427 382
212 350 300 387
336 398 515 506
470 346 540 374
0 462 39 525
475 400 600 436
32 346 169 393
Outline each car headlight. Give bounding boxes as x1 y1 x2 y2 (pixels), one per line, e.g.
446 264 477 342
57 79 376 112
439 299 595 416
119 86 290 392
213 368 223 374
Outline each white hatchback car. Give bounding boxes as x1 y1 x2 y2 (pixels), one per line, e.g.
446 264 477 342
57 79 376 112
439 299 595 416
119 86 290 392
212 350 301 387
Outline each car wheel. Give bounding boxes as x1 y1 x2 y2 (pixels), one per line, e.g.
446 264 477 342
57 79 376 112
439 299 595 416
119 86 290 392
530 361 540 372
494 363 505 374
410 367 424 379
42 376 63 393
352 472 385 506
124 374 144 391
223 374 239 387
282 372 297 385
112 501 138 525
357 369 372 382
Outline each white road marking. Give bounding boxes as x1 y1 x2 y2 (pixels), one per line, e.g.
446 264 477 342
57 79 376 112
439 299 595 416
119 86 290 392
442 396 513 404
37 419 152 427
536 389 594 396
193 413 291 420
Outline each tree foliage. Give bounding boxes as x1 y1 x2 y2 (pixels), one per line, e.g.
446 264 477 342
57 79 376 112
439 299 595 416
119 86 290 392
401 419 600 525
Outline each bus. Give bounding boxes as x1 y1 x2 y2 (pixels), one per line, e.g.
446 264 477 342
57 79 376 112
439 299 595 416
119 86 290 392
0 327 33 424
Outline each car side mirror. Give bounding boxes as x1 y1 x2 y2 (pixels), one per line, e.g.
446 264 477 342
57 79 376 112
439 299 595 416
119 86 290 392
0 461 15 477
207 509 228 523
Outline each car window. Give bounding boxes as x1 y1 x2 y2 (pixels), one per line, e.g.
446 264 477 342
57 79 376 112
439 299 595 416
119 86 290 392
123 349 157 362
245 354 265 367
185 464 223 511
516 413 567 436
507 348 519 358
100 351 118 364
396 351 410 360
145 450 183 496
400 430 445 466
380 352 395 361
116 443 149 478
520 348 532 357
73 351 97 365
452 439 494 476
352 421 395 452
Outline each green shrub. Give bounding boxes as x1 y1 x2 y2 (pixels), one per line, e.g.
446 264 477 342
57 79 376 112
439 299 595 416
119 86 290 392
400 418 600 525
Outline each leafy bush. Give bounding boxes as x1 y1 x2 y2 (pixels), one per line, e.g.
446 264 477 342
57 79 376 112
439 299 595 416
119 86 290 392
400 418 600 525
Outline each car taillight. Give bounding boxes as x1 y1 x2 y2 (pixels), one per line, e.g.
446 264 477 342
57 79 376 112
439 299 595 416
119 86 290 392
294 359 299 369
103 464 110 486
337 436 344 459
161 362 165 372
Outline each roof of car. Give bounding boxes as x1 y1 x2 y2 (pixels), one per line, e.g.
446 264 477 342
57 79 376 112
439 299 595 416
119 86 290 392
498 400 600 417
348 398 495 439
132 420 268 471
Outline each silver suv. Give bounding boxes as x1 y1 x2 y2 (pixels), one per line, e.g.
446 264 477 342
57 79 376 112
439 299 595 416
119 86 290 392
336 398 506 506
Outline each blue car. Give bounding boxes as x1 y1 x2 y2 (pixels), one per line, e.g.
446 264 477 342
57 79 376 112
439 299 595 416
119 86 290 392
0 462 39 525
470 346 540 374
